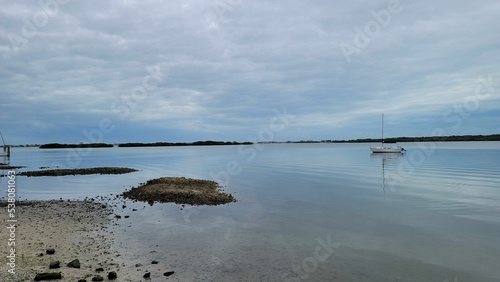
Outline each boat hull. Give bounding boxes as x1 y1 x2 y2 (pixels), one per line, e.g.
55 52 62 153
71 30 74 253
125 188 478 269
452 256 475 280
370 147 405 153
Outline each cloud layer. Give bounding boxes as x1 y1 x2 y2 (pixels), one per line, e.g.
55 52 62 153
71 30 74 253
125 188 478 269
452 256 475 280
1 0 499 144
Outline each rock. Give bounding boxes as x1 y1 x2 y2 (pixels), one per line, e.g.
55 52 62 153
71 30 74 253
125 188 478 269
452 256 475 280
151 260 159 264
115 215 121 219
49 261 60 269
46 248 55 255
108 271 117 280
143 272 151 278
34 272 62 281
95 267 104 272
124 215 130 218
67 259 81 268
91 275 104 281
135 263 142 267
164 271 175 277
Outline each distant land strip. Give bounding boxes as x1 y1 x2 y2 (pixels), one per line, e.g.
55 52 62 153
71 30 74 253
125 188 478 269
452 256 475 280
37 141 253 149
34 134 500 149
39 143 114 149
318 133 500 143
117 141 253 147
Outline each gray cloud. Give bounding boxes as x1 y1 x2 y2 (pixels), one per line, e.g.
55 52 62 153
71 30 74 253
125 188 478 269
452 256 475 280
1 0 499 143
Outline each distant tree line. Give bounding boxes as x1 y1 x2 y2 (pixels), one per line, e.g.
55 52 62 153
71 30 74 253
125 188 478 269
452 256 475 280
321 134 500 143
118 141 253 147
39 143 114 149
38 134 500 149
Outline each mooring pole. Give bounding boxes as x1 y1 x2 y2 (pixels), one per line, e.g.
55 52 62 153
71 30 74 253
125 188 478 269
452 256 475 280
0 131 10 158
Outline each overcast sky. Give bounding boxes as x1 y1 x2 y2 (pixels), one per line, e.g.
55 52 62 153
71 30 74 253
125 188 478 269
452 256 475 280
1 0 499 144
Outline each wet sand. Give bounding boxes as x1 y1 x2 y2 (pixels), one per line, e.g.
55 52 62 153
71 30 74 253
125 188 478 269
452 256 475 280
0 200 125 282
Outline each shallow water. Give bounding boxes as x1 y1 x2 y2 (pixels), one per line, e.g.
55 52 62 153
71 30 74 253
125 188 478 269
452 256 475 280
3 142 500 281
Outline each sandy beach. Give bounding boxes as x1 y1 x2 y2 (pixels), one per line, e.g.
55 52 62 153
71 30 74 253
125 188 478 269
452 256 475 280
0 200 124 282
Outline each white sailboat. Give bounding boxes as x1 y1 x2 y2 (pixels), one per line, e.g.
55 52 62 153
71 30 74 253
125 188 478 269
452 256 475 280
370 114 405 153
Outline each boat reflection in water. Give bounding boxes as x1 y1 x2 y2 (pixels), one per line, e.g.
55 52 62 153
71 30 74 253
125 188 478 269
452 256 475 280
370 153 405 194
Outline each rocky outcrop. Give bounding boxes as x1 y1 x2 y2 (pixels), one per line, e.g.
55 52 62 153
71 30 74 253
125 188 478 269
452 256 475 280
122 177 236 205
18 167 138 177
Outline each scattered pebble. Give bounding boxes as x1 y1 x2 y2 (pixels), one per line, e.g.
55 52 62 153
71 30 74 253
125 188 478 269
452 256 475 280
108 271 118 280
34 272 62 281
67 259 81 268
164 271 175 277
91 275 104 281
49 261 60 269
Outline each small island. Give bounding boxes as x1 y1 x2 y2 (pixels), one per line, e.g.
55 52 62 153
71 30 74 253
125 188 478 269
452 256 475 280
122 177 236 206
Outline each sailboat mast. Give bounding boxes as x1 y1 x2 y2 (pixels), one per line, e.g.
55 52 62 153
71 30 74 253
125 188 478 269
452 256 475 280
381 114 384 145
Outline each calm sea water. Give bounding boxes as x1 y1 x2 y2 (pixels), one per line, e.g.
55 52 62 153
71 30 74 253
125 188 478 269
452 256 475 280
2 142 500 281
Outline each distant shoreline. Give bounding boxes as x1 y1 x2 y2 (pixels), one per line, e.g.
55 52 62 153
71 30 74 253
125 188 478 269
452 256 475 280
8 134 500 149
39 143 114 149
35 141 252 149
118 140 252 147
299 133 500 144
